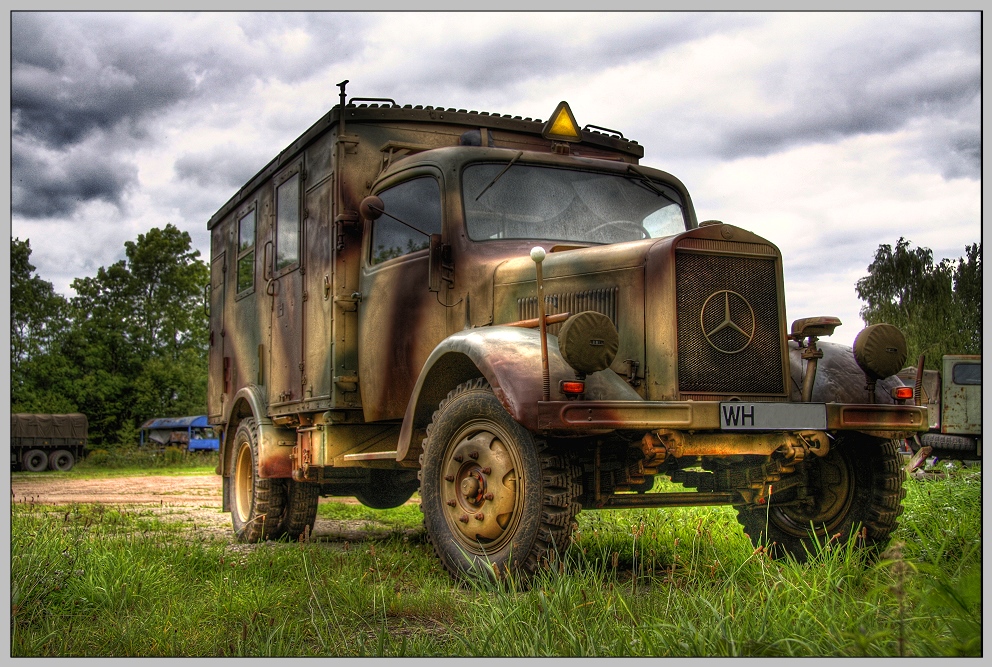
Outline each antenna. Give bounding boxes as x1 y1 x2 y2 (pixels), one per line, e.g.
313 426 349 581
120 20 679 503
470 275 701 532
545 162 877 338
531 247 551 402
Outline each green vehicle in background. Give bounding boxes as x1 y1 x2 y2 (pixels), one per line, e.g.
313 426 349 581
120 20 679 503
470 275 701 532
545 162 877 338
899 355 982 461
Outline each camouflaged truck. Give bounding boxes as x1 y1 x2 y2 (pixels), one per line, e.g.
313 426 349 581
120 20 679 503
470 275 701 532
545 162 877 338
207 83 928 580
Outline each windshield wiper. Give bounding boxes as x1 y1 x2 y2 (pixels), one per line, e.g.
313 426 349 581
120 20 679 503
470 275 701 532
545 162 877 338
475 151 523 201
626 165 680 206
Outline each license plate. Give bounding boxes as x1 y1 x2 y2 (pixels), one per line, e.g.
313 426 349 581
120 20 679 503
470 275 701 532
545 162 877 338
720 402 826 431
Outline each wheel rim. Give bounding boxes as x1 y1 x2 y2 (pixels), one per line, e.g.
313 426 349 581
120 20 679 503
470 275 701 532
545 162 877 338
770 447 855 538
439 420 524 555
234 442 254 523
25 451 46 471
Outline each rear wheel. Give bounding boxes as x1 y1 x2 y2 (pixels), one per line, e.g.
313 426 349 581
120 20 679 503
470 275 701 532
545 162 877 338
420 378 581 582
230 418 284 542
736 435 905 562
22 449 48 472
270 479 320 540
48 449 75 471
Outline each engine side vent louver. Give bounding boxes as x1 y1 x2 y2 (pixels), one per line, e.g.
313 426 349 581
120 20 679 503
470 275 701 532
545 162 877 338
517 287 618 336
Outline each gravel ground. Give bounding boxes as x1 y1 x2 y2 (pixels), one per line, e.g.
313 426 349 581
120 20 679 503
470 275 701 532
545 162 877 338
10 472 422 543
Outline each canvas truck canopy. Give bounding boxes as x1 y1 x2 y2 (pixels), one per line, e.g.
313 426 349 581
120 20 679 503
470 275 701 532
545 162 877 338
11 413 88 439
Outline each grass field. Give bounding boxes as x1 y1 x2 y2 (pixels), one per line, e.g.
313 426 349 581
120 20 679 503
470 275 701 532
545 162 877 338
10 461 981 657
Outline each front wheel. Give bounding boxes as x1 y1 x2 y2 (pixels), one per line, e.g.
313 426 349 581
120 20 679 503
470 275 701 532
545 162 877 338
420 378 581 582
736 435 905 562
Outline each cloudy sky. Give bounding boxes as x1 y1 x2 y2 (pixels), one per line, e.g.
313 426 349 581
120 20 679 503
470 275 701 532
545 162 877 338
9 11 982 347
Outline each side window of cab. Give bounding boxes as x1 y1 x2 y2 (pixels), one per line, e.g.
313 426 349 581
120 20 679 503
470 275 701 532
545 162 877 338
370 177 442 265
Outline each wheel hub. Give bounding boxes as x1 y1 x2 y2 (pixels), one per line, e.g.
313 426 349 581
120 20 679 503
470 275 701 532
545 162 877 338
441 429 518 544
774 448 853 536
235 444 254 523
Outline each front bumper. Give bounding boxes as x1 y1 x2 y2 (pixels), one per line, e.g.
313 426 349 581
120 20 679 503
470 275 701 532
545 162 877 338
537 400 927 440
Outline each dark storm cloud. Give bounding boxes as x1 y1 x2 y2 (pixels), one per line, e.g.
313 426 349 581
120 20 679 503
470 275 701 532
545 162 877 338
11 138 136 218
11 14 200 147
710 14 981 177
10 12 363 218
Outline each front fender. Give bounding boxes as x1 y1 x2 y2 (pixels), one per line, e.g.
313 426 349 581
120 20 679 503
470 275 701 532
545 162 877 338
396 326 640 464
788 340 906 404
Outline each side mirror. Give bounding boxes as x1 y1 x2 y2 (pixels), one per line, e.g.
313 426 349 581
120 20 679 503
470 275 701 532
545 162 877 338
428 233 442 293
360 195 384 220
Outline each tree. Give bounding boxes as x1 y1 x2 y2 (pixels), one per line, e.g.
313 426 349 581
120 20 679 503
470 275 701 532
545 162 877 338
952 242 982 354
10 238 74 412
10 225 210 447
856 238 981 369
65 224 209 445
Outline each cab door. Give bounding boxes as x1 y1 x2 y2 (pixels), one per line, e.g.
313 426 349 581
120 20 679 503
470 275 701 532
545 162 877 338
357 170 447 422
942 356 981 435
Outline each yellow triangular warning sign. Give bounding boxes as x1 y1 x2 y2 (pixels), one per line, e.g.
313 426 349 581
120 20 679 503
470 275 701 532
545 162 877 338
541 101 582 142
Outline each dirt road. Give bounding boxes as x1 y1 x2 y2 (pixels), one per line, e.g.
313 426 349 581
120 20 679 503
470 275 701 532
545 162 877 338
11 473 222 506
10 473 421 543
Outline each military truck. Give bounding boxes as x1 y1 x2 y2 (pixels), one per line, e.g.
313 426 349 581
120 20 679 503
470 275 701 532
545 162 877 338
207 82 927 580
898 355 981 460
11 413 87 472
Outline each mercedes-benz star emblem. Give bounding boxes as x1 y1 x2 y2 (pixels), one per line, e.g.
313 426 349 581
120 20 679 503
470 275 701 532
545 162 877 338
700 290 755 354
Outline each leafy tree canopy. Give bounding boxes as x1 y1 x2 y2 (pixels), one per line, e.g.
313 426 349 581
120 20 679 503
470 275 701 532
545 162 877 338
10 225 209 446
856 238 981 370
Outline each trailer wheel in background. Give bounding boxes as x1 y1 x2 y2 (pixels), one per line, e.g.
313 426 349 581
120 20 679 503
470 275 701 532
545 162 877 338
48 449 75 471
420 378 581 583
22 449 49 472
736 435 905 562
230 418 285 542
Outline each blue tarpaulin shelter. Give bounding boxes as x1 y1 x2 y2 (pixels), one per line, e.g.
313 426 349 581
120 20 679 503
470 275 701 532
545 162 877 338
139 415 220 451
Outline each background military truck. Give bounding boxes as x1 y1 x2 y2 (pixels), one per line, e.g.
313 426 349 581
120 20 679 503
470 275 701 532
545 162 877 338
207 83 927 580
11 413 88 472
898 355 981 460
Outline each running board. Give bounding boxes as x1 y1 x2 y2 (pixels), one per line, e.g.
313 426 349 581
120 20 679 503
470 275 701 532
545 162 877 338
341 450 399 462
595 492 738 509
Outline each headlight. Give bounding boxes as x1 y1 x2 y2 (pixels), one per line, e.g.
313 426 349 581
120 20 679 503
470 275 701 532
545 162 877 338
853 323 908 380
558 311 619 375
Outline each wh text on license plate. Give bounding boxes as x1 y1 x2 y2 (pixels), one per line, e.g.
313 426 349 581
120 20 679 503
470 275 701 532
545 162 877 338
719 402 826 431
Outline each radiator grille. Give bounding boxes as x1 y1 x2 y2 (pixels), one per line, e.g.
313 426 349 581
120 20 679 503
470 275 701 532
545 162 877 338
518 287 617 335
676 251 785 395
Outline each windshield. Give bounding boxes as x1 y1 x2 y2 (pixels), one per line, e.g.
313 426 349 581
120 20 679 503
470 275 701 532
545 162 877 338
463 163 687 244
